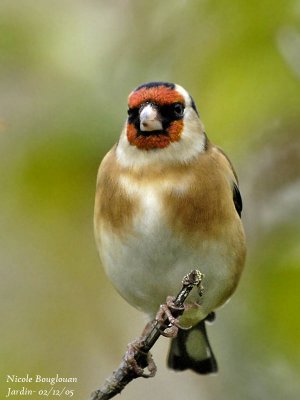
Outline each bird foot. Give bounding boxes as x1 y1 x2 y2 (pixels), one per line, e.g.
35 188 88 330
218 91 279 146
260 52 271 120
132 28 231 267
124 338 157 378
155 296 191 338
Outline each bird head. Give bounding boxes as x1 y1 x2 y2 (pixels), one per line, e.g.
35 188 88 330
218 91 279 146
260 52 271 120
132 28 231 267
116 82 207 168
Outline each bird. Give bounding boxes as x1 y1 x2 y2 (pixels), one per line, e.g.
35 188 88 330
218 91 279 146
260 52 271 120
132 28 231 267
94 81 246 375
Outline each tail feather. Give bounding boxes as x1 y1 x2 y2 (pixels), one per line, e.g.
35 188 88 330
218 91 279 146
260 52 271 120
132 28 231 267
167 315 218 374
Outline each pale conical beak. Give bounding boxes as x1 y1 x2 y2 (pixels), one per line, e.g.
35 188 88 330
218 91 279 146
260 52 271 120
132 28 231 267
139 104 163 132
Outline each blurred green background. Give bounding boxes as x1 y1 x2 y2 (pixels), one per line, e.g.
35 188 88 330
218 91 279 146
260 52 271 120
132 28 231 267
1 1 299 399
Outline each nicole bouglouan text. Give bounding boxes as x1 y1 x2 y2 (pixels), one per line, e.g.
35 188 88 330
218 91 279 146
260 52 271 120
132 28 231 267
5 374 77 397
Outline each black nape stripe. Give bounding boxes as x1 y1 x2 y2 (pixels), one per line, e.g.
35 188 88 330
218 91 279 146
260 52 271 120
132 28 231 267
134 81 175 91
190 96 199 116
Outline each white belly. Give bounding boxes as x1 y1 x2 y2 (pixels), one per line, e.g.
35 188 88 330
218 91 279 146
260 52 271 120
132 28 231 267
97 182 235 322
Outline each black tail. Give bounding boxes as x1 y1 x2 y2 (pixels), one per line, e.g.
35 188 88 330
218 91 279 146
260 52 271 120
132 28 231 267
167 313 218 374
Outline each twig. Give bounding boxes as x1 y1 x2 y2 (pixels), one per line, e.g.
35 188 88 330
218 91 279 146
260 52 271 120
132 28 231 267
90 269 204 400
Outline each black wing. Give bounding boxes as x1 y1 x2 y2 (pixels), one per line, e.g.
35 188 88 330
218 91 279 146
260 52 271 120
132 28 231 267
215 146 243 217
233 182 243 217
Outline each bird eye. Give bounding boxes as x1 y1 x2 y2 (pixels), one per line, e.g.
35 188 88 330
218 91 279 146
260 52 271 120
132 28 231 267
127 107 139 120
173 103 184 117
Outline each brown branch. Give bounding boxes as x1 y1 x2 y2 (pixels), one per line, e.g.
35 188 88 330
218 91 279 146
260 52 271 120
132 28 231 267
90 269 204 400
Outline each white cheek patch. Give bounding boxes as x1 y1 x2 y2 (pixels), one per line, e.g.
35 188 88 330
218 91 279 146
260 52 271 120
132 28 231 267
174 84 193 108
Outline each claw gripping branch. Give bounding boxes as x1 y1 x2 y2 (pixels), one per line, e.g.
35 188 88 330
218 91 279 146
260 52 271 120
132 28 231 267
90 269 204 400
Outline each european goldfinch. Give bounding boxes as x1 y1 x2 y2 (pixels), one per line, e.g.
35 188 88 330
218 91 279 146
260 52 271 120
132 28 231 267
94 82 246 374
